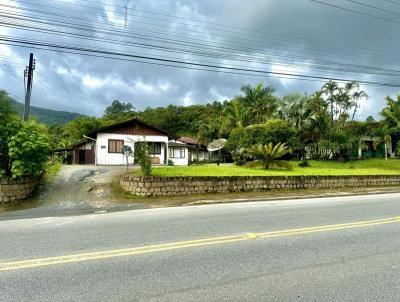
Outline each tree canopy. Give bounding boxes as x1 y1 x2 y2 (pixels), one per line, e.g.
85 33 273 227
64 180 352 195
48 80 400 164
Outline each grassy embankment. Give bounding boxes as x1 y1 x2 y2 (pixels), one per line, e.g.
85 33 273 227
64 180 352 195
131 159 400 177
44 161 63 179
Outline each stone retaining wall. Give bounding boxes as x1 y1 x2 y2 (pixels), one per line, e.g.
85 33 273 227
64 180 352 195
120 175 400 197
0 177 39 203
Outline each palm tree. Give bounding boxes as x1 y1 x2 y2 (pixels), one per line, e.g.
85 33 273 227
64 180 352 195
384 135 392 161
343 82 368 121
246 142 290 169
322 80 339 124
350 90 368 120
224 98 248 128
280 93 310 130
303 91 329 140
381 96 400 128
239 83 278 123
197 118 220 145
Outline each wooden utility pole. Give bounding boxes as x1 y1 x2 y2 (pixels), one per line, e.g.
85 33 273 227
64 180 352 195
23 53 35 122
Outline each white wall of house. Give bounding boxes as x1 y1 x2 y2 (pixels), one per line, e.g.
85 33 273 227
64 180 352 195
95 133 168 165
190 150 219 162
191 150 208 161
85 142 93 150
168 146 189 166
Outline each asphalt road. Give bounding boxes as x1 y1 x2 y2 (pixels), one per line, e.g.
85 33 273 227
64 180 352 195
2 193 400 301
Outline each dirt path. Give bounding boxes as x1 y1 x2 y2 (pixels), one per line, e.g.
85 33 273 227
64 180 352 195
39 165 125 206
0 165 149 219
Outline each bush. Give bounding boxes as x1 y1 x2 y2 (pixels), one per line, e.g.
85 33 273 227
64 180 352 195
298 160 310 167
396 146 400 159
0 113 51 179
191 159 209 165
231 148 247 166
134 142 152 176
167 159 174 166
7 121 51 178
246 142 291 170
226 119 296 164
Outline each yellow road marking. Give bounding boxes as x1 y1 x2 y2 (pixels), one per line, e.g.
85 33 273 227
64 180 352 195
1 216 399 272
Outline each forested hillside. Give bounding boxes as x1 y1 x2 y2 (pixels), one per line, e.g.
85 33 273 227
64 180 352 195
9 97 84 125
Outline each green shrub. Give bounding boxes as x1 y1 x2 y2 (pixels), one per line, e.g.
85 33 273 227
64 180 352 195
231 148 247 166
226 119 296 164
298 160 310 167
134 142 152 176
167 159 174 166
191 159 209 165
0 100 51 179
246 142 291 170
8 121 51 178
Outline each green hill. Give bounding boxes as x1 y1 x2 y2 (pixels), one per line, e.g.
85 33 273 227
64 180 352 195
10 99 85 125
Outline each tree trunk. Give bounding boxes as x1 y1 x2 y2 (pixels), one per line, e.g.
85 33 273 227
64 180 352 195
385 143 388 161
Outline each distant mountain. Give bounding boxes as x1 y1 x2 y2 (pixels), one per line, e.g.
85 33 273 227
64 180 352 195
10 99 85 126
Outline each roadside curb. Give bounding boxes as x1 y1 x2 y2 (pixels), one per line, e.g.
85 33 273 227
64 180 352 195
183 188 400 206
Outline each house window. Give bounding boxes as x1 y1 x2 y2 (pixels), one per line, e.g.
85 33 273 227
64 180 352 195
108 139 124 153
148 142 161 155
170 148 185 158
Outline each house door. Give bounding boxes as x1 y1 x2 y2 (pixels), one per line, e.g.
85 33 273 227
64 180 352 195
85 150 95 164
188 150 192 163
79 150 85 164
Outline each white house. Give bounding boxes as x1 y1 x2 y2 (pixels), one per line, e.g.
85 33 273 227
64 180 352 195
71 118 177 165
168 140 189 166
72 118 197 165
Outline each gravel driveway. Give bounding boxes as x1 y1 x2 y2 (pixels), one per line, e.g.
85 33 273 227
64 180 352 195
0 165 149 219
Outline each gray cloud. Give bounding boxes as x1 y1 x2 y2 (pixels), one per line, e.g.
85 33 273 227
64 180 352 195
0 0 399 119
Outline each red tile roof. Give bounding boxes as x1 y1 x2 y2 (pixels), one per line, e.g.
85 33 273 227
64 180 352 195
178 136 199 145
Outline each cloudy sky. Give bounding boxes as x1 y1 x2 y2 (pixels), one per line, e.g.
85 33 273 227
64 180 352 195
1 0 400 119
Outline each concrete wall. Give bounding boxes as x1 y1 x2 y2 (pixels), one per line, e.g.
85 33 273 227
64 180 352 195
120 175 400 197
0 177 39 203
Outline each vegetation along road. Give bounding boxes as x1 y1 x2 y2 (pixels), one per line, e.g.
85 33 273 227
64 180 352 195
2 193 400 301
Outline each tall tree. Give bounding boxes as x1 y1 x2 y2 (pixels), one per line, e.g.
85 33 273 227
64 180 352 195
381 95 400 129
322 80 339 124
104 100 135 116
223 98 248 128
280 92 311 131
103 100 136 123
239 83 279 123
344 82 368 121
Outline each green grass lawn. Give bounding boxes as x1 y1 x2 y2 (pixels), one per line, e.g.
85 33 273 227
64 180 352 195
131 159 400 177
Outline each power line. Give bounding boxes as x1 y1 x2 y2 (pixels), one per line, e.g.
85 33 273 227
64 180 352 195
382 0 400 7
2 1 387 65
310 0 400 24
3 14 400 84
13 0 400 59
2 0 400 89
3 0 400 83
343 0 400 17
2 8 400 79
1 35 400 87
0 40 334 86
